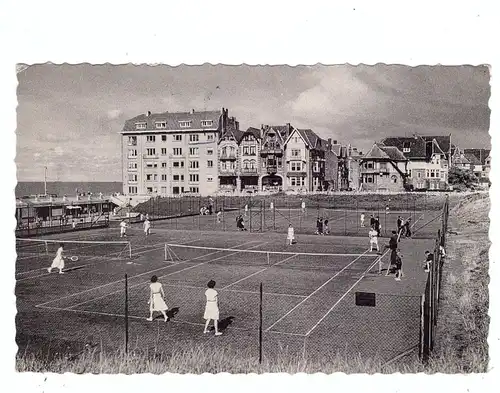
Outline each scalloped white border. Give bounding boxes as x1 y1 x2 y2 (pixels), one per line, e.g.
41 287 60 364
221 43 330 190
1 1 498 393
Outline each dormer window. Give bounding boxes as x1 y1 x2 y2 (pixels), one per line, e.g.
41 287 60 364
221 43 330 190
155 121 167 129
403 142 411 153
201 120 213 127
179 121 192 128
135 122 147 130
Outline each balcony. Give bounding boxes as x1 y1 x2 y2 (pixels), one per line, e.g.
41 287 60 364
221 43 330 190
127 155 138 159
241 167 258 175
127 167 138 172
128 180 138 184
287 171 307 177
267 165 278 175
143 154 159 159
219 168 237 176
219 152 237 160
261 146 283 156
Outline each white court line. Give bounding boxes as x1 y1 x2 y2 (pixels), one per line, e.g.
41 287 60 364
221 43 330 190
35 240 261 308
35 304 307 337
16 237 202 279
305 248 391 337
265 248 373 332
221 253 298 290
65 241 269 310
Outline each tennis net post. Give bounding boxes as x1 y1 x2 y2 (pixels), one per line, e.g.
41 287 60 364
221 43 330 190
259 282 263 364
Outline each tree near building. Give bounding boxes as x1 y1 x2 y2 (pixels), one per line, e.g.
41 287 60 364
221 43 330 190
448 166 479 189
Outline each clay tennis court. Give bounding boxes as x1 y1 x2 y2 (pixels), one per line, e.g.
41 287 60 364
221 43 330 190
16 215 435 363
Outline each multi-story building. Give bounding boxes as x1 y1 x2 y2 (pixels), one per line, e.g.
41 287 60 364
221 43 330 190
452 147 491 185
283 129 338 192
335 143 363 191
381 134 452 190
238 127 261 193
359 144 408 192
259 124 293 192
120 108 238 197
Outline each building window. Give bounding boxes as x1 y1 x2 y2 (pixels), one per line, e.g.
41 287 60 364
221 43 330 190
207 160 213 168
207 148 213 155
128 174 137 182
189 134 199 142
128 162 137 170
145 162 157 168
189 161 199 169
367 176 373 183
161 162 167 168
207 175 213 182
161 174 167 181
127 136 137 146
173 148 183 156
189 187 199 193
291 162 302 171
155 121 167 129
128 186 138 194
243 146 250 155
408 169 412 177
135 122 147 130
367 162 373 169
146 174 152 181
161 148 167 155
206 133 214 141
291 149 300 157
250 146 256 155
128 149 137 158
189 174 199 182
174 134 182 141
173 187 180 195
173 161 184 168
161 135 167 142
189 147 199 156
441 171 445 179
391 175 398 183
146 135 156 143
146 148 156 156
180 121 192 128
202 120 213 127
294 137 299 143
244 135 253 142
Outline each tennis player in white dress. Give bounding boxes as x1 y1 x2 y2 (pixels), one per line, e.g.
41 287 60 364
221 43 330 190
120 220 128 238
203 280 222 336
143 218 151 236
287 224 295 245
47 244 65 274
147 275 168 322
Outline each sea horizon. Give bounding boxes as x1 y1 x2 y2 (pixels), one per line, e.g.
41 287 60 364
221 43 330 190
15 181 122 198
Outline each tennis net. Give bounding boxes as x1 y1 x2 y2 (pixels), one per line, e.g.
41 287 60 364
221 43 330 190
164 243 380 272
16 238 132 259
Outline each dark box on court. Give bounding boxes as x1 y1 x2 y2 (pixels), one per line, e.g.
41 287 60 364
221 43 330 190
355 292 376 307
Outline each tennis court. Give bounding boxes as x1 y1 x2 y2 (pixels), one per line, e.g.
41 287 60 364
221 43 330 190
16 225 434 363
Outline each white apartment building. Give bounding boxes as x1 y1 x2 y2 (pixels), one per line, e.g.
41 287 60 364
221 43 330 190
120 108 238 197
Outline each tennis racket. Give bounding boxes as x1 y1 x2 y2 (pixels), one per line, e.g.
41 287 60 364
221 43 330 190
69 256 79 262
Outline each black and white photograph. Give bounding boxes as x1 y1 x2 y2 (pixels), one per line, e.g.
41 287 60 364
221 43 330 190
1 2 498 393
13 63 491 374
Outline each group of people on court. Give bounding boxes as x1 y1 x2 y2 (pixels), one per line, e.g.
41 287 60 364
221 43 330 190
119 215 151 238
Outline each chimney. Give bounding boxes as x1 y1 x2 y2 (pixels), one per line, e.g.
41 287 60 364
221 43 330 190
147 111 151 117
328 138 332 145
221 107 225 114
190 109 195 114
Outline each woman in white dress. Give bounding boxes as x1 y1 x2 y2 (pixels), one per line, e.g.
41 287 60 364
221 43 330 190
147 275 168 322
287 224 295 245
143 218 151 236
47 244 65 274
203 280 222 336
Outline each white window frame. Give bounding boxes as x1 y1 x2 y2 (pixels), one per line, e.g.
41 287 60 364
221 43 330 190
201 120 213 127
146 135 156 143
180 121 192 128
155 121 167 129
189 134 199 142
135 122 147 130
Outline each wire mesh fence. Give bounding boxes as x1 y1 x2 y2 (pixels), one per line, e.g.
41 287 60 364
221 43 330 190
134 193 446 239
419 194 449 362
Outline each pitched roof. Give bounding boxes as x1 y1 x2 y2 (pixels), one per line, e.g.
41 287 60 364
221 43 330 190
453 155 471 165
244 127 261 140
122 110 222 132
463 148 491 165
464 153 481 165
422 135 451 153
363 144 407 161
380 136 427 159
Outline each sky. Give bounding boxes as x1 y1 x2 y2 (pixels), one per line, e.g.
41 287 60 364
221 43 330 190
16 64 491 182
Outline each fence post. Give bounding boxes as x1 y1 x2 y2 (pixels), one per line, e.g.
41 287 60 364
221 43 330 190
124 273 129 354
259 282 263 364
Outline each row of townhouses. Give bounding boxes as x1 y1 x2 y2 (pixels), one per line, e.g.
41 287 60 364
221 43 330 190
119 108 491 196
